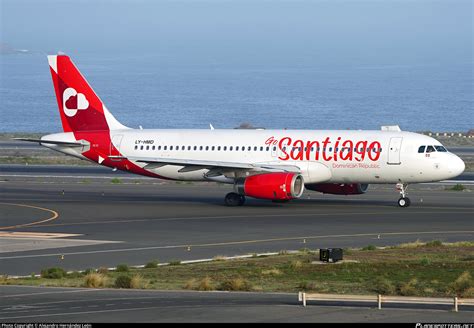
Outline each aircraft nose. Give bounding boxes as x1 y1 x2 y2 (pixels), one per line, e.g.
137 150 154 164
447 154 465 178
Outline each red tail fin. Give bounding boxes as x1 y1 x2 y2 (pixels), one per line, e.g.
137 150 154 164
48 55 128 132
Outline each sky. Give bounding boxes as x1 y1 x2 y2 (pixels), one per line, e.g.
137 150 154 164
1 0 472 66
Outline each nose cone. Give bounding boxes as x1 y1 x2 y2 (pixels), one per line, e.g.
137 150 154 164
447 154 465 178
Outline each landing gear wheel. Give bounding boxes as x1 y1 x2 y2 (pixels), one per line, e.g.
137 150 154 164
225 192 244 206
398 197 411 207
396 183 411 208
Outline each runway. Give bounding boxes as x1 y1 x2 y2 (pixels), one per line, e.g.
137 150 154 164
1 163 473 183
1 285 472 322
0 177 472 276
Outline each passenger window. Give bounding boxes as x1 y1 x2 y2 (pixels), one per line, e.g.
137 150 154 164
212 146 215 151
200 146 203 151
273 146 276 151
230 146 233 151
260 147 263 151
418 146 426 153
169 146 173 151
193 146 197 151
236 146 239 151
152 146 155 150
218 146 221 151
266 147 269 151
158 145 161 150
140 146 144 150
134 145 138 150
181 146 185 151
426 146 435 153
224 146 227 151
205 146 209 151
187 146 191 151
254 146 257 151
164 146 167 150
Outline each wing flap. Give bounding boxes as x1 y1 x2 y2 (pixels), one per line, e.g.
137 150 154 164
127 156 301 173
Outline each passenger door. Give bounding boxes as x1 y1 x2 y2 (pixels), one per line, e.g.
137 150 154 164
387 137 402 165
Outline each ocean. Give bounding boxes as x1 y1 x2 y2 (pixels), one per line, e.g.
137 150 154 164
0 53 472 133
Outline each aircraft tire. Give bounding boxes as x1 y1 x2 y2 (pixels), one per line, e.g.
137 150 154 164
398 197 411 207
225 192 242 206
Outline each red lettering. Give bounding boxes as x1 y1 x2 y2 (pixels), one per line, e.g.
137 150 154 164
368 141 381 161
273 136 380 162
265 136 278 146
291 139 304 160
305 141 319 161
278 137 291 160
340 140 353 161
354 141 368 161
334 137 341 161
322 137 332 161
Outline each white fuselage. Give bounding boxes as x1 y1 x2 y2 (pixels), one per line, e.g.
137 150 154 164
93 128 464 184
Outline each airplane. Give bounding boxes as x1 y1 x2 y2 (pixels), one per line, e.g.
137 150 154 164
15 55 465 207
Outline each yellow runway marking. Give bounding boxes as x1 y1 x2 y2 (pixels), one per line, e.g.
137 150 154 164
23 210 474 229
0 202 59 230
0 232 80 239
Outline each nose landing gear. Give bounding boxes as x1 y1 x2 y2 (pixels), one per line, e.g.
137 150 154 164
396 183 411 207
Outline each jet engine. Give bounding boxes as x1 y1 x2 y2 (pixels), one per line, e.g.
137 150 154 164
234 172 304 200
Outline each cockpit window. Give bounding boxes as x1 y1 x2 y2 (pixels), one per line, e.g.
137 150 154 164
426 145 435 153
418 146 426 153
435 145 447 152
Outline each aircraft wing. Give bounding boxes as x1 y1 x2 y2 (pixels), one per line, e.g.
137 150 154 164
124 156 301 173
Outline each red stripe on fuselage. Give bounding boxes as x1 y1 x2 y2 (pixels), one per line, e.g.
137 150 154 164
74 131 171 180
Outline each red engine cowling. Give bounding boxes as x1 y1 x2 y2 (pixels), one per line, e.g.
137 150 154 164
235 172 304 200
306 183 369 195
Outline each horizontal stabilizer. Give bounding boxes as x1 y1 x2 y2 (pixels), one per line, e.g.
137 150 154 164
13 138 86 147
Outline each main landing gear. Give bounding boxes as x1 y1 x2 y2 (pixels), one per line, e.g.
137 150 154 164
225 192 246 206
396 183 411 207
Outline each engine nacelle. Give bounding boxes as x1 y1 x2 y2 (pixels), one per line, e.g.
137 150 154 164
306 183 369 195
235 172 304 200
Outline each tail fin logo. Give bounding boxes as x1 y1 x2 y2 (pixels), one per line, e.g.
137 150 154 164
62 87 89 117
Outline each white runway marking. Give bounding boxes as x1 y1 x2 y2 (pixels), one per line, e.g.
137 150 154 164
0 306 164 320
0 288 99 298
0 230 472 260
